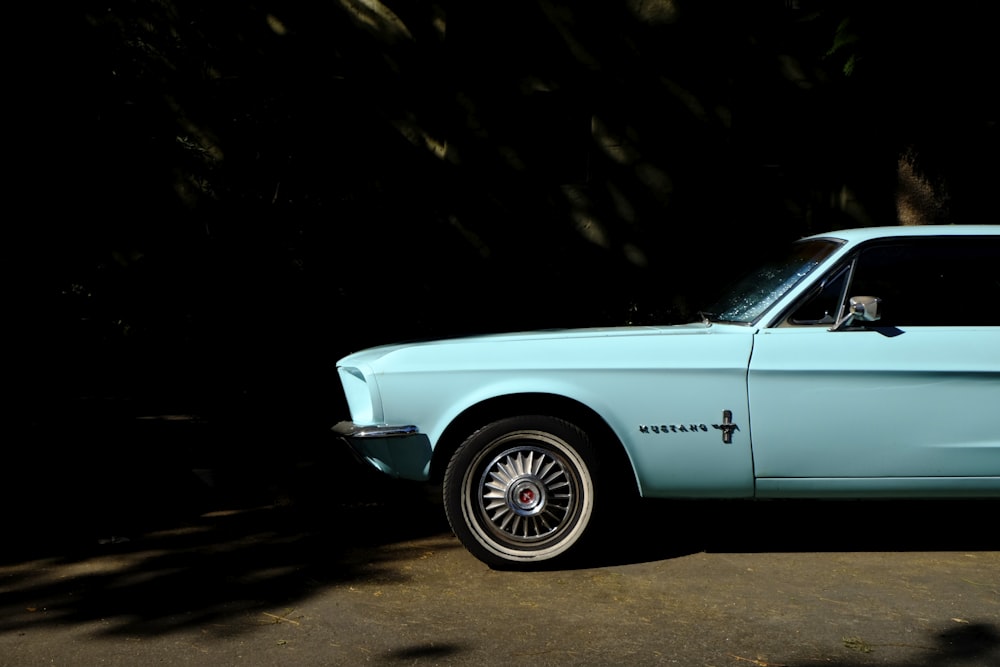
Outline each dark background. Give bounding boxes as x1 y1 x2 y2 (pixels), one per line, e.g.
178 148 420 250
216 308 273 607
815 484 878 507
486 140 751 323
4 7 998 655
13 0 999 445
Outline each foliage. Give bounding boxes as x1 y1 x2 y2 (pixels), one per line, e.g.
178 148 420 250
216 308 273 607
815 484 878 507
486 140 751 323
19 0 999 415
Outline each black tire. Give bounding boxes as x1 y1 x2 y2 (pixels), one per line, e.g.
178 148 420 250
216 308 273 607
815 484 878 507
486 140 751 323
443 415 597 569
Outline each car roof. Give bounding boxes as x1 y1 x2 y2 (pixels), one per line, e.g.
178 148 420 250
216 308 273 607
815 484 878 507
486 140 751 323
803 225 1000 243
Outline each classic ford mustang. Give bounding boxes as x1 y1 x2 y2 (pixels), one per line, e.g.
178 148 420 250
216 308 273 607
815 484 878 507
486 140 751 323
334 225 1000 568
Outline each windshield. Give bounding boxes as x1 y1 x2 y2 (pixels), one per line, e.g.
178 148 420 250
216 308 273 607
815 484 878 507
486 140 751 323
700 239 843 324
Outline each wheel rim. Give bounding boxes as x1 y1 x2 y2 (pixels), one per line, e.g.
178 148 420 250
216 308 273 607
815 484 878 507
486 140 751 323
473 434 583 547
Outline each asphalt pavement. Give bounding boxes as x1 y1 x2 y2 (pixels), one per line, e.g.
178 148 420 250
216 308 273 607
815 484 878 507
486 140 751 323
3 412 998 666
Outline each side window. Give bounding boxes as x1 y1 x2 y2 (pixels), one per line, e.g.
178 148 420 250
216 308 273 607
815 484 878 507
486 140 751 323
846 237 1000 326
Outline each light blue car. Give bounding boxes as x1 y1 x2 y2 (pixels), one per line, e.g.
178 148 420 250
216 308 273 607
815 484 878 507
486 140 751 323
334 225 1000 568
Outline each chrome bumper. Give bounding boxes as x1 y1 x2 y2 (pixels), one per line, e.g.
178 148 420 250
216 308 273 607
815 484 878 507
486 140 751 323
332 421 420 439
332 421 432 481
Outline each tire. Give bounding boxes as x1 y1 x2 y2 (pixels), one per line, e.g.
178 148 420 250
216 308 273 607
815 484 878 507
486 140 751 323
443 415 596 569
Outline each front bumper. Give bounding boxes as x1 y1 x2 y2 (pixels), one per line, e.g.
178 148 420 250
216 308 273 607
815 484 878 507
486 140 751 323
333 421 434 481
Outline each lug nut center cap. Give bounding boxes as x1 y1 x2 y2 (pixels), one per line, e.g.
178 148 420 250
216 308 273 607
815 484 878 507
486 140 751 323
510 479 544 514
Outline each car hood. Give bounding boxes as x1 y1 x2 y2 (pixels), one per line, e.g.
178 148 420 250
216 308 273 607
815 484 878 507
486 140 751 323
337 322 752 371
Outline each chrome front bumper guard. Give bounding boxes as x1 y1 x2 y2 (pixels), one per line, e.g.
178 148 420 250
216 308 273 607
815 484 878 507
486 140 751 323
333 421 431 480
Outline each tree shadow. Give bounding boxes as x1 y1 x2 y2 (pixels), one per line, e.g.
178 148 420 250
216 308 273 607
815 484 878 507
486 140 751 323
778 622 1000 667
2 412 454 638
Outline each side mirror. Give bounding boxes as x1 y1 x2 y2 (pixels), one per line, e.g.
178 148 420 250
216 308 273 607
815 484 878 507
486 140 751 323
830 296 882 331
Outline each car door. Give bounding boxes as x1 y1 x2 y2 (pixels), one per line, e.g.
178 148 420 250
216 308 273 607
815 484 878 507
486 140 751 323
747 235 1000 496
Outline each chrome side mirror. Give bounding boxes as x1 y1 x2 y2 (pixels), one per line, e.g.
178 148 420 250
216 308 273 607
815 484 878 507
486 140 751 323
830 296 882 331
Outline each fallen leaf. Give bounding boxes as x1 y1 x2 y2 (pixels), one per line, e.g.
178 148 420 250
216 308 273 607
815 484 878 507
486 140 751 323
843 636 873 653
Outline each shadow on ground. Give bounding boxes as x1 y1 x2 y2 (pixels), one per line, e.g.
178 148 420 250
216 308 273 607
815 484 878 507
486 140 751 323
3 408 453 637
4 407 998 645
582 495 1000 569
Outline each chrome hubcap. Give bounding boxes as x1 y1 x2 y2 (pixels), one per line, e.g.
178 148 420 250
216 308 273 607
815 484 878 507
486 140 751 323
477 445 576 544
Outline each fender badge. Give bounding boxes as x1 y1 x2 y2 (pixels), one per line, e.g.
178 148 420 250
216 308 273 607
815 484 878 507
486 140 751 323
639 423 709 434
639 410 740 445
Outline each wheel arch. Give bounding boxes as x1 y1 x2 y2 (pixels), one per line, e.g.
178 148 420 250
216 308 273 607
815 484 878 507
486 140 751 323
429 393 639 497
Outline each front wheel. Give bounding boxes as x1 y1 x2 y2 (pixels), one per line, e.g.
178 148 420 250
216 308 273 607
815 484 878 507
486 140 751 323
443 415 597 569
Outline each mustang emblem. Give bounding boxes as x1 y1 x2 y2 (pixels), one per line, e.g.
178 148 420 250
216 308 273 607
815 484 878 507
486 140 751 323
714 409 738 444
639 410 739 444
